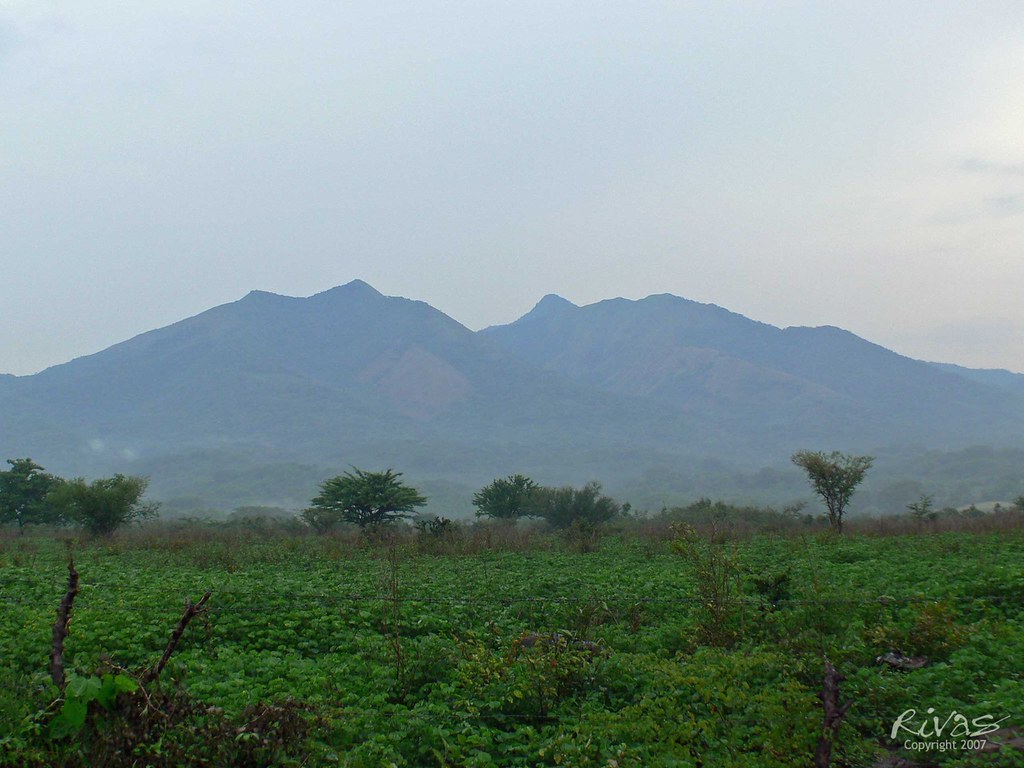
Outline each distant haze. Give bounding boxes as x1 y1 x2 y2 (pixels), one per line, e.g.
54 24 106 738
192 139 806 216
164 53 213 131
3 279 1022 513
2 2 1023 375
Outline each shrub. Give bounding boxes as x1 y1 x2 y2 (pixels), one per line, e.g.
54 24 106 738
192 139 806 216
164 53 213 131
528 482 620 530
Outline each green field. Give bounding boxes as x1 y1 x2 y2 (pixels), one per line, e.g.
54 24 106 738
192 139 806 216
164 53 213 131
1 528 1022 767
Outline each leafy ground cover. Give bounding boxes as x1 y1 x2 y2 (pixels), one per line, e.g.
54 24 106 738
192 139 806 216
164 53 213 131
0 529 1022 766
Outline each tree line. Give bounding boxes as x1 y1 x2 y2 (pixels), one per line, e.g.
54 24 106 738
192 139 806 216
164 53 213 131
298 469 625 532
0 459 157 535
298 453 878 535
2 450 916 536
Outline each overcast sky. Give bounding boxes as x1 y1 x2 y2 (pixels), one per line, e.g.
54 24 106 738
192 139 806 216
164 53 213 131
2 1 1023 375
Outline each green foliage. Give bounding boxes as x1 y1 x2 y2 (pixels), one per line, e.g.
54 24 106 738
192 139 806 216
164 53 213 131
864 600 969 661
0 459 62 531
1 531 1021 767
454 632 602 724
296 505 336 534
472 474 538 519
906 493 938 525
662 497 813 531
413 516 457 555
672 523 743 647
45 682 312 767
791 450 874 533
560 518 602 553
49 673 138 739
413 515 455 537
48 475 158 536
749 568 792 606
302 468 426 530
527 481 620 530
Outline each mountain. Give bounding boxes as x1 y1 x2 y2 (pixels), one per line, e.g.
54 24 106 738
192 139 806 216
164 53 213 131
929 362 1024 395
2 282 1022 514
481 293 1024 449
0 281 711 508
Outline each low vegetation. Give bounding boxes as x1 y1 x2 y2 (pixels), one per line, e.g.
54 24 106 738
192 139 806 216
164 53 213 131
1 521 1022 767
1 456 1022 765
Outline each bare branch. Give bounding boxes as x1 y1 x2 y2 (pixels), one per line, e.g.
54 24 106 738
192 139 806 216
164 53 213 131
142 591 212 684
50 558 79 690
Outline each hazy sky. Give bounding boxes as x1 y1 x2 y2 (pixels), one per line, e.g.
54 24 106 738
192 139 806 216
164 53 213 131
2 1 1023 375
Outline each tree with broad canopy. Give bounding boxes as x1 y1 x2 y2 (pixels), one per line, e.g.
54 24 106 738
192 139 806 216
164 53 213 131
791 450 873 534
472 474 538 519
49 474 159 536
303 468 427 530
0 458 63 532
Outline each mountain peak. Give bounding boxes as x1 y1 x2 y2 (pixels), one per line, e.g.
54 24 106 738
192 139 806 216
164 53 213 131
530 294 577 315
242 289 286 301
640 292 693 302
312 280 383 300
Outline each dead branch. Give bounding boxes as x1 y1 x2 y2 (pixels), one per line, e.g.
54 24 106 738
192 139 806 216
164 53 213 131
142 591 212 685
50 558 79 690
814 661 852 768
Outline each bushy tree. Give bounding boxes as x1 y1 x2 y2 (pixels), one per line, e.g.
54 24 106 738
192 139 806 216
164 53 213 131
472 474 538 519
906 493 937 526
0 458 63 532
303 468 427 530
300 505 340 534
527 481 620 529
791 450 873 534
50 474 159 535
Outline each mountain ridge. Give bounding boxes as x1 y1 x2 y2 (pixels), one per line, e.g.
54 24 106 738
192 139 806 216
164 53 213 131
481 291 1019 447
1 280 1021 512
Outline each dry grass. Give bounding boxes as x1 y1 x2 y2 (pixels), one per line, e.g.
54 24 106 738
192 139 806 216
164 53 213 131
3 507 1023 556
